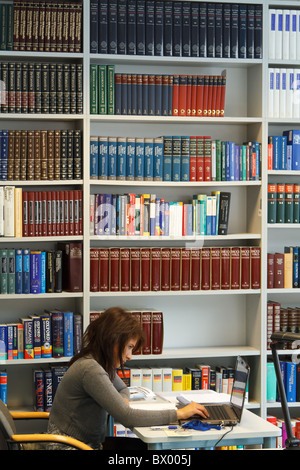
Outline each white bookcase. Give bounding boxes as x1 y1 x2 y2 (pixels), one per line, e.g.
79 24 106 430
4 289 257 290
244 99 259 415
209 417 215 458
1 0 299 424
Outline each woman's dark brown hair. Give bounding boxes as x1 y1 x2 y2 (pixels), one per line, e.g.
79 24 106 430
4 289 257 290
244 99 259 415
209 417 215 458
69 307 145 380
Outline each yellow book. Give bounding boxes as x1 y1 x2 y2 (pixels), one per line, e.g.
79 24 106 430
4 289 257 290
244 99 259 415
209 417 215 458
284 251 293 288
172 368 183 391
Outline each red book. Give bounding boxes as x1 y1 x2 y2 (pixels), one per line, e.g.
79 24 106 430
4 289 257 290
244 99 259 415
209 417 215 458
22 191 28 236
64 190 69 235
196 136 204 181
78 189 83 235
241 247 250 289
140 248 150 291
47 191 52 236
219 72 226 117
190 248 200 290
274 252 284 287
28 191 35 236
141 311 152 354
230 247 240 289
130 248 140 291
215 75 222 117
152 311 163 354
186 75 192 116
34 191 40 236
180 248 190 290
267 253 274 288
161 248 171 290
151 248 161 291
62 242 83 292
59 190 65 235
196 75 204 116
189 136 197 181
191 75 197 116
99 248 109 291
211 75 218 117
221 247 230 289
90 248 99 292
68 190 74 235
207 75 214 117
41 191 47 236
171 248 180 291
211 247 221 290
51 191 57 236
109 247 120 291
116 367 130 386
201 247 210 290
178 75 187 116
131 311 142 354
74 189 79 235
250 246 261 289
202 75 209 117
172 75 180 116
120 248 130 291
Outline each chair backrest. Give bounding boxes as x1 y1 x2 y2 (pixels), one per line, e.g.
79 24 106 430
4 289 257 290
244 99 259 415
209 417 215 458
0 399 16 439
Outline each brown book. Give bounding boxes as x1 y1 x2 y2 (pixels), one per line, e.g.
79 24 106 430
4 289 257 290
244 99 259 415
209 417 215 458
221 247 230 289
62 1 70 52
99 248 109 292
140 248 150 291
7 130 14 180
31 0 39 51
40 130 48 180
274 253 284 288
20 130 27 180
171 248 180 291
109 247 120 291
210 247 220 290
18 0 27 51
130 248 140 291
25 0 33 50
34 130 41 180
161 248 170 291
50 0 57 51
55 0 64 52
131 311 142 354
74 1 82 52
13 0 21 50
267 253 274 288
230 247 240 289
54 130 61 180
59 241 83 292
250 246 261 289
38 0 46 51
68 2 76 52
47 130 54 180
120 248 130 291
141 311 152 354
201 247 210 290
241 246 250 289
190 248 200 290
152 311 163 354
27 129 34 180
90 248 99 292
180 248 190 290
44 1 52 51
151 247 161 291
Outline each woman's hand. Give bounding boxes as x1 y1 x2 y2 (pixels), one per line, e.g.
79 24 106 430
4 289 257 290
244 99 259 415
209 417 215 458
176 402 209 421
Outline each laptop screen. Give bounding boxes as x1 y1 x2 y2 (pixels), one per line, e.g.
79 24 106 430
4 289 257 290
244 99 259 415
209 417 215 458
230 356 250 420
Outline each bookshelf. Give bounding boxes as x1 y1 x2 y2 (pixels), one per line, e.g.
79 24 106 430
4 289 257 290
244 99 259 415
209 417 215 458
1 0 299 432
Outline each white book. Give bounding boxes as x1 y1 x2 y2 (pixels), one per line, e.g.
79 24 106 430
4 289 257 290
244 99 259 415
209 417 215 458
152 368 163 393
279 68 287 118
274 68 281 118
282 10 290 60
290 10 297 60
0 187 3 236
162 368 172 392
293 69 300 119
268 68 274 117
130 368 142 387
4 186 14 237
286 69 294 118
297 11 300 60
275 9 283 60
269 9 276 59
141 368 153 389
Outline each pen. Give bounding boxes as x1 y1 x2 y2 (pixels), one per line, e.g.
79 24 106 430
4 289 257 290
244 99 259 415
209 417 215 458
150 426 178 430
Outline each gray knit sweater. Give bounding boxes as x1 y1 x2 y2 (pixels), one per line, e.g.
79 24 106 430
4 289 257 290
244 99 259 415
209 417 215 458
47 356 177 449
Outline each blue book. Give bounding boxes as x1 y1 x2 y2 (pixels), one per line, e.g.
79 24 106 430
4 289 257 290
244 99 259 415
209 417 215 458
131 74 137 114
215 3 223 58
172 136 181 182
51 366 68 397
222 3 231 58
186 204 193 236
30 251 42 294
0 371 7 404
153 136 163 181
51 311 64 357
136 74 143 114
41 251 46 294
247 4 255 58
64 311 74 357
126 137 135 180
283 130 300 171
0 325 7 360
135 138 144 180
117 137 127 180
121 74 128 114
99 136 108 179
181 136 190 182
144 138 154 180
163 136 172 181
293 247 299 287
15 248 22 294
155 75 162 115
90 136 99 178
108 137 117 179
148 74 155 115
229 141 235 180
22 248 30 294
286 362 296 402
270 136 282 171
207 3 216 58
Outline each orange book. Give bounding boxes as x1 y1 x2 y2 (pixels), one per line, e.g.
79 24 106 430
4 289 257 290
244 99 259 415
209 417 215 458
202 75 210 117
220 72 227 117
196 75 204 116
178 75 187 116
191 75 197 116
186 75 192 116
172 75 179 116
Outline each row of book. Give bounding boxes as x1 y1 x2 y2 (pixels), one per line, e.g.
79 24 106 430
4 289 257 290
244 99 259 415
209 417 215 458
0 187 83 237
90 246 261 292
90 0 262 59
269 68 300 120
268 183 300 224
0 243 82 295
34 366 68 412
0 129 83 182
267 416 300 450
90 309 163 355
267 247 300 290
90 135 261 182
267 360 300 404
0 310 82 361
0 1 83 52
268 130 300 172
117 363 247 397
114 72 227 117
90 191 231 238
267 301 300 350
0 371 7 404
269 9 300 61
0 62 83 114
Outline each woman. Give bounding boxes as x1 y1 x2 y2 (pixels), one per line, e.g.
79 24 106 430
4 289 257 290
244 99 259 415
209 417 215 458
47 307 209 450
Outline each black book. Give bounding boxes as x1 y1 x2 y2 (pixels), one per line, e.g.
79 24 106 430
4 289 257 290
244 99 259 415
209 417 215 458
182 1 191 57
54 249 62 293
230 4 239 58
254 4 263 59
199 2 207 57
154 1 164 56
207 3 215 58
163 1 173 56
222 3 231 58
218 192 231 235
172 1 182 56
108 0 118 54
247 4 255 59
215 3 223 58
238 4 247 59
145 0 155 56
99 0 108 54
117 0 127 54
90 0 99 53
136 0 146 55
127 0 137 55
190 2 199 57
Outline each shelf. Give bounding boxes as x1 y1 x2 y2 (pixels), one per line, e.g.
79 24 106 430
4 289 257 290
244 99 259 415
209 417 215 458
91 289 261 297
130 346 260 360
89 115 263 124
90 233 261 241
90 180 261 188
0 357 69 366
0 236 84 242
0 292 83 299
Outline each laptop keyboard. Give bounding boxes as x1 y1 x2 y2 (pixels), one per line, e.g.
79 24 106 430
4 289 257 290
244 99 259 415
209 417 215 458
204 405 235 421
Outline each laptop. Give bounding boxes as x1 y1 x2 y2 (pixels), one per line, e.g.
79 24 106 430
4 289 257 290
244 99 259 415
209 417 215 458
177 356 250 426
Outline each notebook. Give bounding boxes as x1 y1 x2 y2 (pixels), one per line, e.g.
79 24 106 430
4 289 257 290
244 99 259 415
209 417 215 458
177 356 250 426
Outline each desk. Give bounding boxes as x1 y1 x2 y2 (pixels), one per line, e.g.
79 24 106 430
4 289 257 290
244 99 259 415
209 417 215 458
132 391 280 450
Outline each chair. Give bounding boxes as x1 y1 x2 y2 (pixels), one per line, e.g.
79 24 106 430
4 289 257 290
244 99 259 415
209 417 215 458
0 399 93 450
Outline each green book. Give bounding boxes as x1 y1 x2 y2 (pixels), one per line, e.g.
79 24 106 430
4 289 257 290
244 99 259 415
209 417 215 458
107 65 115 115
8 248 15 294
268 183 277 223
98 64 107 114
276 183 285 223
285 183 294 223
90 64 98 114
0 249 8 294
